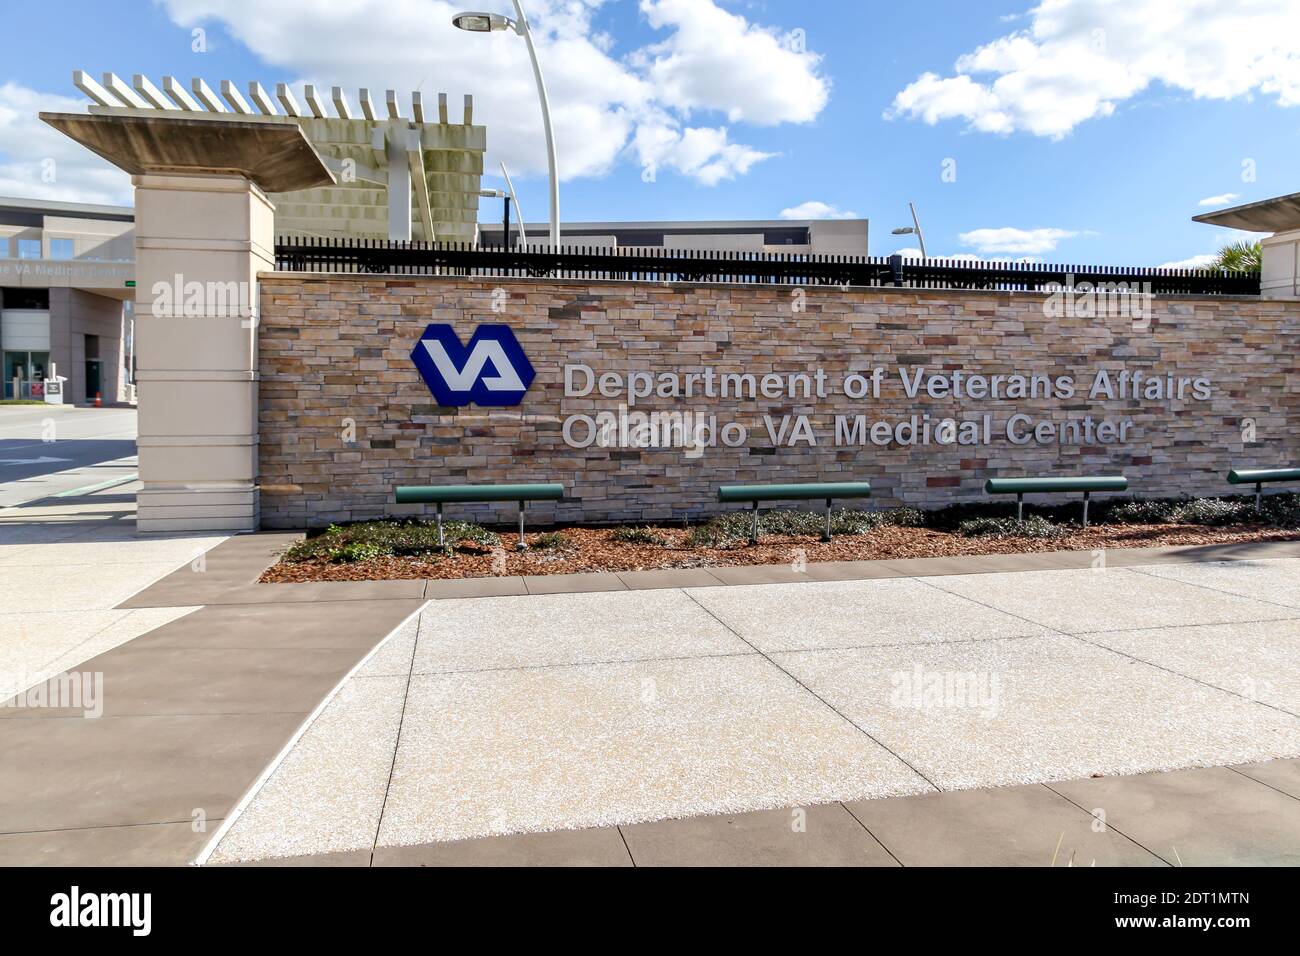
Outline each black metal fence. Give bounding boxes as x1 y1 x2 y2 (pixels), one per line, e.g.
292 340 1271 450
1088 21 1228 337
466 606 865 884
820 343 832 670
274 237 1260 297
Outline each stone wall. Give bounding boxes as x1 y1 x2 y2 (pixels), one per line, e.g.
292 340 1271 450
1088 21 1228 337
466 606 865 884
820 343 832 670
257 274 1299 529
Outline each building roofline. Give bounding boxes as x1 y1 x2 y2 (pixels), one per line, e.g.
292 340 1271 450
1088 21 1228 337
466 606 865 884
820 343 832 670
486 219 866 230
1192 191 1300 233
0 194 135 221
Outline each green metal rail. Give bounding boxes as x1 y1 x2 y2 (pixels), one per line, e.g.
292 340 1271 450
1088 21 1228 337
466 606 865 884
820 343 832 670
984 475 1128 526
395 483 564 550
717 481 872 544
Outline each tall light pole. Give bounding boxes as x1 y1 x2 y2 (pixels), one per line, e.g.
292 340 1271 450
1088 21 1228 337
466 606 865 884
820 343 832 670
479 188 512 248
890 201 928 258
453 3 560 248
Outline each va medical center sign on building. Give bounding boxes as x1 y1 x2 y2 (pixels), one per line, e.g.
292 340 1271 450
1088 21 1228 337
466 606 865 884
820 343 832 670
256 275 1297 529
561 363 1214 453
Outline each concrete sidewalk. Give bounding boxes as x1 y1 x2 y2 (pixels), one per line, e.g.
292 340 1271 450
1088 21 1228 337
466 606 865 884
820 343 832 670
225 759 1300 867
4 511 1298 867
203 554 1300 865
0 481 221 699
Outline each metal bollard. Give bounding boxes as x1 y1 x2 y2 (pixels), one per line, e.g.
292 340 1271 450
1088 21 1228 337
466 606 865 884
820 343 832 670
823 498 833 542
750 500 760 544
436 501 445 547
517 501 528 551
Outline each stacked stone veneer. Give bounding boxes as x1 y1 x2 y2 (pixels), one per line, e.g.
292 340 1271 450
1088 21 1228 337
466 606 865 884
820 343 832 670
257 274 1299 529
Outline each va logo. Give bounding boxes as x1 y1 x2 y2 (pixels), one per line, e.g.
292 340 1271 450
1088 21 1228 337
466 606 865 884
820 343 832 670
410 324 535 407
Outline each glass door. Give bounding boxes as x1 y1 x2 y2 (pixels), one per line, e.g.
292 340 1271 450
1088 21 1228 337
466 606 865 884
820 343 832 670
4 351 29 399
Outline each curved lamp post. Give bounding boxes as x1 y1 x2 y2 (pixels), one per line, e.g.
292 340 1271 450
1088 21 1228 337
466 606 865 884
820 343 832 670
890 201 927 259
453 2 560 248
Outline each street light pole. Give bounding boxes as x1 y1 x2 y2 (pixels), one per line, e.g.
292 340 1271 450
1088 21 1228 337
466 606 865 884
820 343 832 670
908 201 927 259
452 3 560 248
511 0 559 249
890 202 928 259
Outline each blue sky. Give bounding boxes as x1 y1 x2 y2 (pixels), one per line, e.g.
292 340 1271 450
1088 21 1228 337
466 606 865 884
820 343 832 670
2 0 1296 266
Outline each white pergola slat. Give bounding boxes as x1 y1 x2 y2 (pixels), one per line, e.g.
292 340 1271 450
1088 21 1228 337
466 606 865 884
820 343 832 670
191 78 228 112
102 72 149 109
132 74 175 110
73 70 487 243
276 83 302 117
220 80 253 115
248 82 278 116
72 70 115 108
162 75 202 111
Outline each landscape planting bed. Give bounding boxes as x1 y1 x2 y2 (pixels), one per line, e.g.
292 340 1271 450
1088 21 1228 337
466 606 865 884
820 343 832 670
261 495 1300 583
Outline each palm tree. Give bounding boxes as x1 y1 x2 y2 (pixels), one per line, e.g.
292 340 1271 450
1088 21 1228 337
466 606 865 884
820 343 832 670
1213 240 1262 274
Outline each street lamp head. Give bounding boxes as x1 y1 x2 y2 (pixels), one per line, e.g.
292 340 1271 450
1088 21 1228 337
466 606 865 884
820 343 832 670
479 189 506 198
891 227 916 235
452 11 516 32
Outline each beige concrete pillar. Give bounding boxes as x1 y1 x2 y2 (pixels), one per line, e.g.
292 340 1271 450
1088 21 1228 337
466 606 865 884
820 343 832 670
39 111 332 533
133 173 273 531
1261 228 1300 299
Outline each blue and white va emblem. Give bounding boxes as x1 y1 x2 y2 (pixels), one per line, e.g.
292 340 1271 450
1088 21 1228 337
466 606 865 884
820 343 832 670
410 324 536 407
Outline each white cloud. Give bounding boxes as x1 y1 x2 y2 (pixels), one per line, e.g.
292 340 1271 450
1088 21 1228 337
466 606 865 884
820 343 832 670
636 0 828 125
0 0 826 203
1159 253 1218 268
153 0 825 187
958 226 1078 255
779 201 857 220
886 0 1300 138
633 120 772 185
1198 192 1240 207
0 83 131 204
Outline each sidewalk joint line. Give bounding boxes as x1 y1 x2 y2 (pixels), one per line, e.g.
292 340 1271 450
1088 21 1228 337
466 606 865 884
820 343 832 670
370 609 427 865
1224 765 1300 804
914 574 1300 720
1127 562 1300 614
189 601 431 866
837 801 904 867
1041 782 1175 867
680 588 941 792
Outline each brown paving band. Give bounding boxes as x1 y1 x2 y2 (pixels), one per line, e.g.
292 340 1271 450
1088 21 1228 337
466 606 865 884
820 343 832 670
118 532 1300 607
227 760 1300 868
0 592 423 866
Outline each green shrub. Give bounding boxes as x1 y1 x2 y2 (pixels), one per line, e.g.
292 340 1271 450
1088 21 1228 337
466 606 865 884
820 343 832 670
1261 492 1300 529
1167 498 1252 526
687 507 924 547
283 518 498 562
326 541 389 563
958 515 1065 539
531 531 571 550
614 525 668 546
1105 499 1176 524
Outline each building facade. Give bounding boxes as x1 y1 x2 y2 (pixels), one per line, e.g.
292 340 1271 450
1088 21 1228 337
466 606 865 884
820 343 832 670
477 218 869 254
0 196 134 404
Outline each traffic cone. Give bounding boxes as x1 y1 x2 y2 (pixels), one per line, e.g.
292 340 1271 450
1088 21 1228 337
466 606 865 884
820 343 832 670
94 392 102 408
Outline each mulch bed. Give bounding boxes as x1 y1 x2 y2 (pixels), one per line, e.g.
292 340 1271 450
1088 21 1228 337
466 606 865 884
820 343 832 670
259 523 1300 583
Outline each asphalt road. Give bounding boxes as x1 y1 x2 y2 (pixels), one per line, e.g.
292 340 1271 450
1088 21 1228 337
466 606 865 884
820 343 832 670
0 406 138 508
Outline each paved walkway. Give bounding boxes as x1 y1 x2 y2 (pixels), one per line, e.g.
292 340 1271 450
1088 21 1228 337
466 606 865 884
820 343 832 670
0 480 222 704
4 503 1298 866
224 760 1300 867
0 524 423 866
201 548 1300 865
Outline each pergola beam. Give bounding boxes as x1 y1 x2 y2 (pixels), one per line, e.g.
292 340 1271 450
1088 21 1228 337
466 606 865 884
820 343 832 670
162 76 202 111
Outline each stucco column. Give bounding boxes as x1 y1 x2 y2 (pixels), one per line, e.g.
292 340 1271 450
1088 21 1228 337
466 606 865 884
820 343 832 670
39 111 333 533
132 173 272 531
1261 228 1300 299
